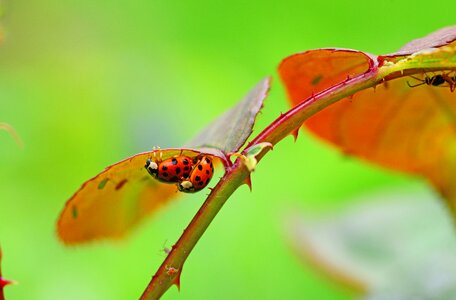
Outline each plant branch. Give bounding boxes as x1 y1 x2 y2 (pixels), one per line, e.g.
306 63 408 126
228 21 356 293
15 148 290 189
140 59 455 299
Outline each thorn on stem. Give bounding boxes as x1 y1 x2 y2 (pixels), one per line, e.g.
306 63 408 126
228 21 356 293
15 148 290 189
0 277 15 288
244 175 252 192
291 128 299 142
165 265 182 291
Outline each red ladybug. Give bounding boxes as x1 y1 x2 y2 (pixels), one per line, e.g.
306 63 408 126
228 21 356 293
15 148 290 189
178 156 214 193
145 155 193 183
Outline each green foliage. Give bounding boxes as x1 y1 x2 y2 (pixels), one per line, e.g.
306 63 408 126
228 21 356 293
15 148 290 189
1 1 455 299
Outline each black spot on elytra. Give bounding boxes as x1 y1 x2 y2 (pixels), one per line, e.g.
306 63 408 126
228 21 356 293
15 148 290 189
171 176 178 181
176 167 181 174
205 157 210 163
162 172 169 177
162 166 168 171
205 179 209 185
172 158 178 165
206 170 210 175
183 172 189 178
184 166 189 171
198 165 203 171
195 176 201 182
198 182 203 186
183 159 189 165
115 179 128 190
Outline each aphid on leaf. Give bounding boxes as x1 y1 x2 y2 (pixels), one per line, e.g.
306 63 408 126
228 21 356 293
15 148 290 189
407 73 456 92
145 154 193 183
178 156 214 193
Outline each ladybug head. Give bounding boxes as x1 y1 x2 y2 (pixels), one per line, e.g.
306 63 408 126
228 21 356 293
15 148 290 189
145 158 159 177
177 180 194 193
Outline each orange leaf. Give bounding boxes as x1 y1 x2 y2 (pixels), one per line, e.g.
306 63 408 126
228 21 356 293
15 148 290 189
279 27 456 215
57 78 270 244
57 149 214 244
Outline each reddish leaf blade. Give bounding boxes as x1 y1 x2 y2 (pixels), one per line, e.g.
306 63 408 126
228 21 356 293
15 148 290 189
280 27 456 216
57 149 218 244
186 77 271 153
390 25 456 56
279 49 373 105
58 78 270 244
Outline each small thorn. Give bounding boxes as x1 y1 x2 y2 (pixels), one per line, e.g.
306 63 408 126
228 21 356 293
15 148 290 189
0 277 15 288
291 128 299 142
170 268 182 291
244 175 252 191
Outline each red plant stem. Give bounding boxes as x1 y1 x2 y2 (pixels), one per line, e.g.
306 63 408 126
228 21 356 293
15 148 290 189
141 63 456 299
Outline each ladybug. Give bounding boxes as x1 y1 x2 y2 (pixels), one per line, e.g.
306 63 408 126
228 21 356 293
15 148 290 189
178 156 214 193
145 155 193 183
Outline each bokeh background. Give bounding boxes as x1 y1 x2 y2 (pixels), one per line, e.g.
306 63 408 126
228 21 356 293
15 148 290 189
0 1 454 299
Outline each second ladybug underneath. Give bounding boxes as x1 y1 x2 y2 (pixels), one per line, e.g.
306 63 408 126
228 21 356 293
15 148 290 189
178 156 214 193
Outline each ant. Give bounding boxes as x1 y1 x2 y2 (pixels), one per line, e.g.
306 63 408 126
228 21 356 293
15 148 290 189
407 73 456 92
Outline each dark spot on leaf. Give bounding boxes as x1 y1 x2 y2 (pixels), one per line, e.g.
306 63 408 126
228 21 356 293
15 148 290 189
195 176 201 182
183 159 189 165
171 176 178 181
162 172 168 177
98 178 109 190
162 166 168 171
115 179 128 190
172 158 177 165
72 205 78 219
198 165 203 171
311 74 323 85
184 166 189 171
176 167 181 174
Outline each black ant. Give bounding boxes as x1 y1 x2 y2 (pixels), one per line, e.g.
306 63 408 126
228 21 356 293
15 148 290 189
407 73 456 92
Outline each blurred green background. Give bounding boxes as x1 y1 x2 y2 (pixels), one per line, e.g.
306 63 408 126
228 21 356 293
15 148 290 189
0 1 454 299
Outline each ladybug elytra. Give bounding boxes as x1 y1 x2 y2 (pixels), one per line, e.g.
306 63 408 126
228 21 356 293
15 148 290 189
178 156 214 193
145 155 193 183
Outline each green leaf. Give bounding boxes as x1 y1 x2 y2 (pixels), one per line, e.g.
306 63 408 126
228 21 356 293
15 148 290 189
186 77 271 153
286 188 456 299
